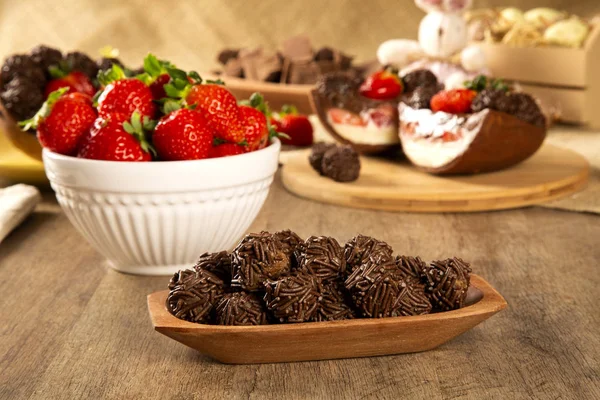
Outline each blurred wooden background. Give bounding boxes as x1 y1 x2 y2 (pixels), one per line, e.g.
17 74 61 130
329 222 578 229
1 0 599 72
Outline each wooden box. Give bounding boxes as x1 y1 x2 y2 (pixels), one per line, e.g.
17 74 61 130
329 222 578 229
477 24 600 127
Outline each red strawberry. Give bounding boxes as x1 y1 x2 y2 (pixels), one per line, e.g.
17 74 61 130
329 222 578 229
149 73 171 100
430 89 477 114
185 84 245 143
44 71 96 98
77 112 154 161
328 108 365 126
20 88 96 155
239 105 268 151
153 108 213 161
97 78 156 120
359 68 403 100
272 105 313 147
209 143 246 158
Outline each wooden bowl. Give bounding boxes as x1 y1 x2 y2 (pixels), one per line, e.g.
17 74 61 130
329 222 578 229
147 274 506 364
214 75 314 114
0 101 43 161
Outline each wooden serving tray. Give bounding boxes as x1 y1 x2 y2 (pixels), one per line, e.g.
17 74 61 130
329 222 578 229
280 143 589 213
148 274 506 364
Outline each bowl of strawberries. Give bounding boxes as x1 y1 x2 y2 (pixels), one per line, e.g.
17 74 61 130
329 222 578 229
31 54 280 275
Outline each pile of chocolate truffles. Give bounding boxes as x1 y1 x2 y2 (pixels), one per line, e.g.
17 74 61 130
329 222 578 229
216 35 371 85
167 231 473 326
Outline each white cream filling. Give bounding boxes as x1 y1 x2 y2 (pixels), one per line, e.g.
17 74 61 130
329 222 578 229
399 105 477 168
328 114 399 145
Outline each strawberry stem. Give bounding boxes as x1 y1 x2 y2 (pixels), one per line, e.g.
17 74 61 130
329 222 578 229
122 111 158 158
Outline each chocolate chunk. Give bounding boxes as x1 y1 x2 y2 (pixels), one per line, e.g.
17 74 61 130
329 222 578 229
510 93 546 128
231 231 292 291
64 51 98 80
0 78 45 121
321 145 361 182
309 142 336 174
167 269 225 323
344 235 393 275
217 49 240 65
238 47 282 82
295 236 346 282
346 258 431 318
281 35 313 61
264 270 321 323
402 69 439 93
395 255 427 281
194 251 232 283
30 45 63 73
215 292 268 325
404 85 440 109
312 283 355 321
422 257 472 312
0 54 46 89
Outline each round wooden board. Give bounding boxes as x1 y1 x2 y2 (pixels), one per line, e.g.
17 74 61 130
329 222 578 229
280 144 590 213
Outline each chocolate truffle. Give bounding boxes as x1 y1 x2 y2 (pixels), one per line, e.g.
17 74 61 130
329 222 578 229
309 142 336 174
194 251 232 283
346 259 431 318
404 85 440 109
0 54 46 89
344 235 393 275
395 255 427 281
97 57 124 72
215 292 268 326
64 51 98 80
313 283 355 321
321 145 361 182
264 271 321 323
168 268 196 290
0 78 45 121
402 69 439 93
231 232 292 291
423 257 472 311
30 45 63 72
272 229 303 260
167 269 225 323
295 236 346 282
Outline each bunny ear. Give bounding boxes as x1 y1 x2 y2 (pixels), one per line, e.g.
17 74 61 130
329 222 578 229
414 0 444 13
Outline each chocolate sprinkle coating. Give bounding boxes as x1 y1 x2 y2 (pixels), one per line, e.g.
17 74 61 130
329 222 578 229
272 229 303 258
296 236 346 282
64 51 98 80
423 257 472 312
0 78 45 121
264 271 321 323
395 255 427 281
194 251 232 283
313 283 355 321
321 145 361 182
345 256 400 292
402 69 439 93
168 268 197 290
215 292 268 325
231 232 292 291
30 45 63 73
309 142 336 174
167 269 225 323
344 235 393 275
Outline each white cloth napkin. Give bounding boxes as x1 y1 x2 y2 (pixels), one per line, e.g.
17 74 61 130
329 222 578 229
0 184 41 243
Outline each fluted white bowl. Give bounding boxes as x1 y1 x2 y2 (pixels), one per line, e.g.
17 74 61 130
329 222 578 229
43 139 281 276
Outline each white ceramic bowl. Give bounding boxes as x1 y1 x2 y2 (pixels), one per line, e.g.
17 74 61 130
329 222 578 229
43 139 281 276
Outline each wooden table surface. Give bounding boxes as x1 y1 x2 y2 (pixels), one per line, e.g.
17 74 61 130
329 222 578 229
1 174 599 400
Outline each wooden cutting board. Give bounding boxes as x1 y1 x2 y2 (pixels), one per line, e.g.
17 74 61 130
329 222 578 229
280 144 590 213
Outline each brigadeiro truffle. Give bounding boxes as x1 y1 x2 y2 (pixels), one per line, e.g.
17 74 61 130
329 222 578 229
231 232 292 291
215 292 268 326
169 268 196 290
264 270 321 323
395 255 427 281
321 144 361 182
64 51 98 80
309 142 335 174
167 269 225 323
344 235 393 275
313 283 355 321
295 236 346 282
194 251 232 283
272 229 303 261
30 45 63 72
402 69 439 93
423 257 472 311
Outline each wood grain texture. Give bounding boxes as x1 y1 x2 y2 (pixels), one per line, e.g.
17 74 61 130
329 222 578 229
281 144 589 212
1 176 599 399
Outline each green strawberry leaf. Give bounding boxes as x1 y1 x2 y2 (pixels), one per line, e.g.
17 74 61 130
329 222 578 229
166 67 188 82
188 71 203 84
213 137 226 146
143 54 164 78
281 104 298 115
205 78 225 85
123 111 158 158
48 65 67 79
18 87 69 131
162 99 182 114
98 64 127 87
